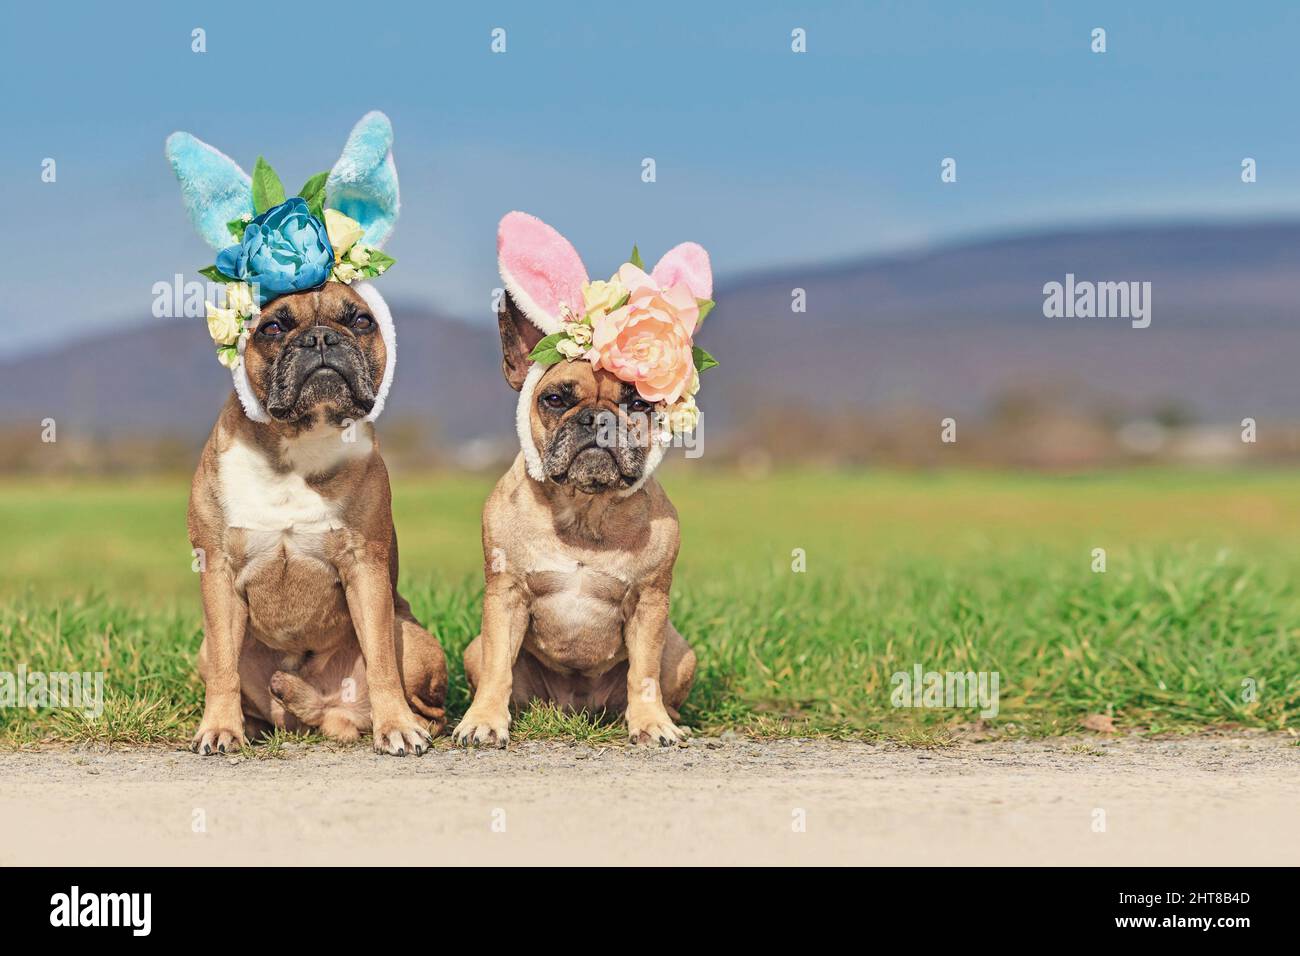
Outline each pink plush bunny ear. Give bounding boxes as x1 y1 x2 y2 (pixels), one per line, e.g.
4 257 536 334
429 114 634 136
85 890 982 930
652 242 712 300
497 212 588 335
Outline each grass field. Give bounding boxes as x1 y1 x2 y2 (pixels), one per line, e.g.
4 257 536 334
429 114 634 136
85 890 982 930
2 468 1298 747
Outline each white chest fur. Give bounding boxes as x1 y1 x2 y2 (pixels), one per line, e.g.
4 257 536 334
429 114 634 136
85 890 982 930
217 425 370 535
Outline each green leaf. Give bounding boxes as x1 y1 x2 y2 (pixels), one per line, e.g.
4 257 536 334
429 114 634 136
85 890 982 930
199 265 236 284
298 171 329 220
365 248 396 276
251 156 286 214
692 346 719 372
528 332 568 366
629 245 645 270
696 299 715 323
226 218 248 243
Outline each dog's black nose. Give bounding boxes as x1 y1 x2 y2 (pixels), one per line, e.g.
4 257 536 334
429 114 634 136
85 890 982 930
298 326 340 352
577 408 618 435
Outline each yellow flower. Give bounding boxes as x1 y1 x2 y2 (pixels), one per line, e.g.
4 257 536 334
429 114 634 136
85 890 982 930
581 276 626 319
325 209 365 261
666 395 700 433
224 282 258 317
204 303 243 346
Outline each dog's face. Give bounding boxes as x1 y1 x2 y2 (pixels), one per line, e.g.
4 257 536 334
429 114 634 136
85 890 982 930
499 294 653 494
242 283 386 426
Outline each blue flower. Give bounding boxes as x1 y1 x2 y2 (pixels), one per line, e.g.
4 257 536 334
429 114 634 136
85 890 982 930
216 198 334 303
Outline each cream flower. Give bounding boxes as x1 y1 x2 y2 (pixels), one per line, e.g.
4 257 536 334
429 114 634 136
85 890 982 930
204 303 243 346
333 261 361 283
224 282 258 318
563 320 593 346
216 344 241 370
556 337 586 360
325 209 365 262
347 243 371 267
666 395 700 433
582 276 627 319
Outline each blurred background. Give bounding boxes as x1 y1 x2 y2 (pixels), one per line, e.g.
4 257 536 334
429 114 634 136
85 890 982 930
3 0 1300 474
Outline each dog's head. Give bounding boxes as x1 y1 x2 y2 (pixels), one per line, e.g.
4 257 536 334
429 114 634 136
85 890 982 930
165 111 402 423
499 293 653 494
241 282 386 426
494 211 714 494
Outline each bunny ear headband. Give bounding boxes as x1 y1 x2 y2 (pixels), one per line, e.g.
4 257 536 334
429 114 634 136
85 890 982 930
497 211 718 491
165 111 400 423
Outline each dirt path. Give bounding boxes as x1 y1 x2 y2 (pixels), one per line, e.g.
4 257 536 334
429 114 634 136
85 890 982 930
1 736 1295 866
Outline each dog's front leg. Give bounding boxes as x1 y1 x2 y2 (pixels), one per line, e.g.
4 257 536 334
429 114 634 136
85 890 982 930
453 578 527 748
624 582 685 746
193 555 248 755
342 556 430 756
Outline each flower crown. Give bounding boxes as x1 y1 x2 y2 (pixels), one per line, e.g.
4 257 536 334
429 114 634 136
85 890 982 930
500 214 717 437
195 158 396 369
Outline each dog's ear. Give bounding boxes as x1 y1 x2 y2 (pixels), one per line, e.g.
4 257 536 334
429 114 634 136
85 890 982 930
499 291 545 391
165 131 254 250
651 242 713 300
497 211 588 334
326 111 399 248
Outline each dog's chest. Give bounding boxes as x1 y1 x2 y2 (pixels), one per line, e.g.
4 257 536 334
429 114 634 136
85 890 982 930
216 435 360 599
219 439 345 532
522 548 639 674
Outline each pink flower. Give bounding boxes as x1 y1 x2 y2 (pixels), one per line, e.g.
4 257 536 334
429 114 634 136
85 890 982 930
590 264 698 404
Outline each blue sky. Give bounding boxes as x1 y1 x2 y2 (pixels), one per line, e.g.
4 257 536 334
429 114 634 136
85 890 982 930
4 0 1300 354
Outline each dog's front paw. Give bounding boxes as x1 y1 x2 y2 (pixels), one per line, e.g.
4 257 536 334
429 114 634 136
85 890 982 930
191 721 246 756
452 704 510 748
372 708 431 757
626 707 685 747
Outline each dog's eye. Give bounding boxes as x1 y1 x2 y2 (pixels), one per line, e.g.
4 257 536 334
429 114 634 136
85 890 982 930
628 398 653 413
258 320 285 337
541 392 567 410
350 313 374 332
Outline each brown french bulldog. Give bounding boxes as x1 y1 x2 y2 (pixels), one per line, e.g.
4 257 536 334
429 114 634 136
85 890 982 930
188 282 447 756
452 289 697 748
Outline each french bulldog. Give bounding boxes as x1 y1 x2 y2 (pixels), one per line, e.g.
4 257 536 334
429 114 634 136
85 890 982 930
454 213 709 747
188 282 447 755
167 112 446 756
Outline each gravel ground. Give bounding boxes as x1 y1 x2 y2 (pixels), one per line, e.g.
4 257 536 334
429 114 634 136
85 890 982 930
1 735 1295 866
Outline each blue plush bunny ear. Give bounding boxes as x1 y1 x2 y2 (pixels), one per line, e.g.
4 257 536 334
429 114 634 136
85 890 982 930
326 111 400 248
164 132 254 250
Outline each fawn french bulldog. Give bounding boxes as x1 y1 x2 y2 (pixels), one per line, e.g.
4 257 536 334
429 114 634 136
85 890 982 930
454 212 716 747
166 113 446 756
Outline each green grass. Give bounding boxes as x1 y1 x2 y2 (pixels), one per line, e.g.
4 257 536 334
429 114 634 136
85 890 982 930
2 468 1299 747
